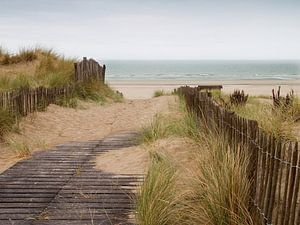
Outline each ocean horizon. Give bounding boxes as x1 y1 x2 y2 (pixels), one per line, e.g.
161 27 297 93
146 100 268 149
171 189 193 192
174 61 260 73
103 60 300 81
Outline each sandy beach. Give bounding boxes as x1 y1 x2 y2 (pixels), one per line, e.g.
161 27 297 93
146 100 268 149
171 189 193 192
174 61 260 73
108 79 300 99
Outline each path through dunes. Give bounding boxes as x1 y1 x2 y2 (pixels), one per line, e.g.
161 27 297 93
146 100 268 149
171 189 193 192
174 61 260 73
0 96 177 173
0 132 141 225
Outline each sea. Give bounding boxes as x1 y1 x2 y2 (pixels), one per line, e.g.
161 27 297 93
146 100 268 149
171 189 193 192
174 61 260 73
103 60 300 81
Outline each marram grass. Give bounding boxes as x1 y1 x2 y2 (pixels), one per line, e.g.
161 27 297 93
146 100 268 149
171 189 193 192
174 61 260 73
180 129 254 225
137 99 254 225
0 108 14 138
136 152 180 225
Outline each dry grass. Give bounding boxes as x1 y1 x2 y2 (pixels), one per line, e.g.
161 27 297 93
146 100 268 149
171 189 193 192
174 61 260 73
136 152 180 225
137 96 254 225
6 138 32 158
139 98 199 144
212 90 300 140
179 128 253 225
0 47 76 91
0 108 15 138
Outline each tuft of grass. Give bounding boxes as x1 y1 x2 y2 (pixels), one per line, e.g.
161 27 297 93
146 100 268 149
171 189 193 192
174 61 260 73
179 129 254 225
139 99 200 144
153 90 166 97
139 114 170 143
75 79 124 103
55 96 78 108
0 48 37 65
6 138 32 158
0 108 15 138
136 152 179 225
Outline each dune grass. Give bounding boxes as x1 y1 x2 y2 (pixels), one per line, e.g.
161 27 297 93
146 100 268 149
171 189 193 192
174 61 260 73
6 138 32 158
136 152 179 225
180 128 253 225
0 47 123 106
153 90 166 97
212 90 300 140
137 96 254 224
0 47 37 65
75 79 124 104
0 47 76 91
139 110 199 144
0 108 14 138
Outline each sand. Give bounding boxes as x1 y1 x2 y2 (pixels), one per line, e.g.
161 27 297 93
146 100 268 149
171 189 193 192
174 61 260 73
108 79 300 99
0 96 177 173
94 137 198 175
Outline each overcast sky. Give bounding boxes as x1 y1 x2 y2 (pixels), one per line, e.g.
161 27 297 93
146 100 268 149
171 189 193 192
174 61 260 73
0 0 300 60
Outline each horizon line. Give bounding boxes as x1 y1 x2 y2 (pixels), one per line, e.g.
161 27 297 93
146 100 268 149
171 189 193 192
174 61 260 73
100 59 300 61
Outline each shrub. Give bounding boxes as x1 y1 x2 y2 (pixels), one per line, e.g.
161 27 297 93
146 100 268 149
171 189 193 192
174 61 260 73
229 90 249 106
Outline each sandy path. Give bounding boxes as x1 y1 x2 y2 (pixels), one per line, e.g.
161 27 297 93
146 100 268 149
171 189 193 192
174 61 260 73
0 96 177 173
93 137 198 175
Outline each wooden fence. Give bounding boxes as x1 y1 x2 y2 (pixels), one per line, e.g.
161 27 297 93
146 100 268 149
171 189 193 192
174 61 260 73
74 57 105 82
0 85 75 117
0 57 105 118
179 86 300 225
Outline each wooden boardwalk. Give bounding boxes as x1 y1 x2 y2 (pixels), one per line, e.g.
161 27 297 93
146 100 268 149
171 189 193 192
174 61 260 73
0 132 142 225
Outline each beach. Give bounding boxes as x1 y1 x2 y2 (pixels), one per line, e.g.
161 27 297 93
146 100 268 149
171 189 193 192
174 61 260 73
108 79 300 99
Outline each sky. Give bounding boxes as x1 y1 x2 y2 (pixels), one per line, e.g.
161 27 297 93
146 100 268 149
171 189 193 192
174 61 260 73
0 0 300 60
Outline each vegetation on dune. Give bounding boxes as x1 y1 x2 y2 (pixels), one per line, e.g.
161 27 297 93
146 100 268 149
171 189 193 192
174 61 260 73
0 47 37 65
153 90 166 97
6 138 32 158
0 47 123 141
139 101 199 144
137 96 253 224
180 129 253 225
0 47 76 91
136 152 179 225
0 47 123 105
75 79 123 103
0 108 14 138
212 90 300 140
